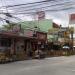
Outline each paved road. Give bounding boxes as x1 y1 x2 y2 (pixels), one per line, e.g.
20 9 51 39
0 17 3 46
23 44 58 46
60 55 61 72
0 56 75 75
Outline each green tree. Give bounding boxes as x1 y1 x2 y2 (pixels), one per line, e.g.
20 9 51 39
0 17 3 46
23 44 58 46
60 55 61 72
3 23 16 30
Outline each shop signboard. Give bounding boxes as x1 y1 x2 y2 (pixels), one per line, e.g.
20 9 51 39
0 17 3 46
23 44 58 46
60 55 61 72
69 14 75 24
24 30 34 37
37 32 47 41
36 11 45 20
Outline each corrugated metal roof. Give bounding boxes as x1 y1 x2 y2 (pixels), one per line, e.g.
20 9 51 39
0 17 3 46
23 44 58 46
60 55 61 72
19 19 52 32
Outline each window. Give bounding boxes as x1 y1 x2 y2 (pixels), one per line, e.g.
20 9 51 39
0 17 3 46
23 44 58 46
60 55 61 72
0 38 11 47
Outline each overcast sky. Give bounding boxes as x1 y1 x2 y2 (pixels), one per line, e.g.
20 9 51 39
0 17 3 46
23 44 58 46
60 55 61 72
0 0 75 27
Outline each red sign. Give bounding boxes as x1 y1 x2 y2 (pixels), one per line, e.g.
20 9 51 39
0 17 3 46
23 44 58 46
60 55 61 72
70 14 75 20
69 14 75 24
36 11 45 20
24 30 33 37
37 32 47 41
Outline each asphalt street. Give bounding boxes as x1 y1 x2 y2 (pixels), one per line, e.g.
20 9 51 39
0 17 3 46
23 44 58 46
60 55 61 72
0 56 75 75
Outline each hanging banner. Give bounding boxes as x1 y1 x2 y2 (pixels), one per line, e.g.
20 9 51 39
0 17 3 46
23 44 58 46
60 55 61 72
36 11 45 20
69 14 75 24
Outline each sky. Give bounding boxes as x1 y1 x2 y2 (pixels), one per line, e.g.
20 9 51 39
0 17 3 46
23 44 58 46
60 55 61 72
0 0 75 27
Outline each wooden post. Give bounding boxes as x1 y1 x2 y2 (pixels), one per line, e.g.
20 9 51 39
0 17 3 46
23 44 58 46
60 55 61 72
11 39 15 56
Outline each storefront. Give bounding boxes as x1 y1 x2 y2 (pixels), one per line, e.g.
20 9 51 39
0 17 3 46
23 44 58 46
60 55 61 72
23 30 47 58
36 32 47 51
0 30 47 62
0 31 27 61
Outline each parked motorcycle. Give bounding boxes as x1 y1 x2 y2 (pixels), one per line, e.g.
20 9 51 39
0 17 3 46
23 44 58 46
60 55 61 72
34 49 45 59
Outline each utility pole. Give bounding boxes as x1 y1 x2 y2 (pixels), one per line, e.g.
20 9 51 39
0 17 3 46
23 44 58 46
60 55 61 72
71 30 73 50
70 27 74 50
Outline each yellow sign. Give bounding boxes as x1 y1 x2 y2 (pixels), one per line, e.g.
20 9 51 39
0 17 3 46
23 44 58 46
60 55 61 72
48 28 59 33
69 27 74 32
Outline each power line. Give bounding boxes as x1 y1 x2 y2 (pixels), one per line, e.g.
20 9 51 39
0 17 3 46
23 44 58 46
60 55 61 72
7 0 73 12
0 0 74 21
0 0 56 8
0 4 75 15
0 0 74 15
2 0 73 13
0 0 23 24
11 1 75 13
6 0 58 10
0 6 74 15
0 0 58 13
2 0 23 21
1 6 74 15
0 0 7 24
3 1 74 15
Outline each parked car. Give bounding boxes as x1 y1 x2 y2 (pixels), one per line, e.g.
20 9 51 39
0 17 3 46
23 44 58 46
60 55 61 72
62 46 70 50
